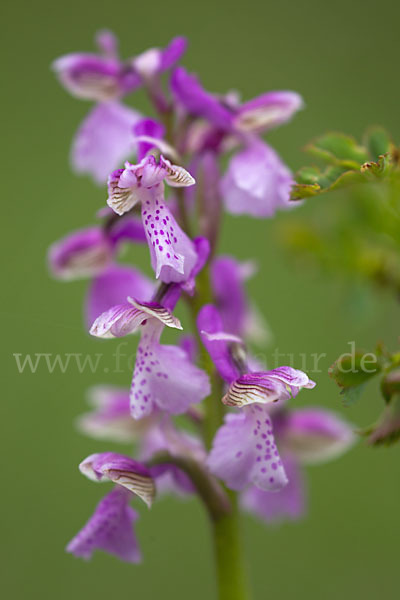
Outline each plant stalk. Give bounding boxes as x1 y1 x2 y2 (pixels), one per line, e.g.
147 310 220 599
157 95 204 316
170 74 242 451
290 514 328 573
211 491 251 600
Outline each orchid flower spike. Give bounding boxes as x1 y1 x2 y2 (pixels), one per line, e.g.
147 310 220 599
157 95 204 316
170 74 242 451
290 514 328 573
107 154 197 282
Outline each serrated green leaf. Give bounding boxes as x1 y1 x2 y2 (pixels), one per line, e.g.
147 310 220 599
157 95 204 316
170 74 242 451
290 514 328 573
329 351 381 388
306 132 369 167
361 153 394 178
363 126 392 161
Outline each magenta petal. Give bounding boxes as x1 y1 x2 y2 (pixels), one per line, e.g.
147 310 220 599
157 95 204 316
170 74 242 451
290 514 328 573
72 102 141 184
108 216 147 246
85 264 154 327
78 385 159 443
90 298 181 338
78 386 132 442
89 302 147 338
234 91 304 133
207 405 288 492
171 67 233 130
79 452 155 507
160 37 187 71
52 53 123 101
223 372 294 408
133 118 165 161
241 457 306 523
211 256 248 336
266 366 316 390
282 408 355 464
66 487 141 562
220 141 293 218
197 304 239 383
179 335 198 363
95 30 119 59
48 226 112 280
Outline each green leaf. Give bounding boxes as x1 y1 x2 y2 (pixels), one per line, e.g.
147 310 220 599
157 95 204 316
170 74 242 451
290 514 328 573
340 383 366 407
363 126 392 161
306 132 369 167
329 351 381 388
329 169 366 190
316 165 349 188
296 166 322 185
360 153 394 178
290 182 321 201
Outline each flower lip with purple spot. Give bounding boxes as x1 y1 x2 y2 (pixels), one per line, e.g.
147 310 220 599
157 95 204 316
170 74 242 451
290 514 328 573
66 486 141 563
207 404 288 492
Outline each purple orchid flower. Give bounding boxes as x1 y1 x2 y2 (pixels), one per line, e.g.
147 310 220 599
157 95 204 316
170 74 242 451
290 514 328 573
52 30 142 183
207 404 289 492
53 33 186 183
89 297 183 338
131 37 187 81
197 303 241 383
197 304 315 400
90 298 210 418
171 67 301 217
198 304 315 493
171 66 303 135
211 256 268 344
85 264 154 327
77 385 158 443
241 407 355 523
107 154 197 283
48 226 113 280
133 118 166 162
52 32 138 102
241 456 306 523
77 386 205 496
71 102 142 184
66 486 141 562
48 216 146 281
277 407 356 464
222 367 315 409
219 140 294 218
130 317 210 419
211 256 247 337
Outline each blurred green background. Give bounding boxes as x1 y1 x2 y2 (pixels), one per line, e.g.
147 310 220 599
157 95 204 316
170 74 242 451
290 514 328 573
2 0 400 598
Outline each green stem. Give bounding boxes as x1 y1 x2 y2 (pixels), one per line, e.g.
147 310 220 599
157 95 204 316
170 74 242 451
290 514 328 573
148 453 250 600
148 451 229 520
212 491 250 600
